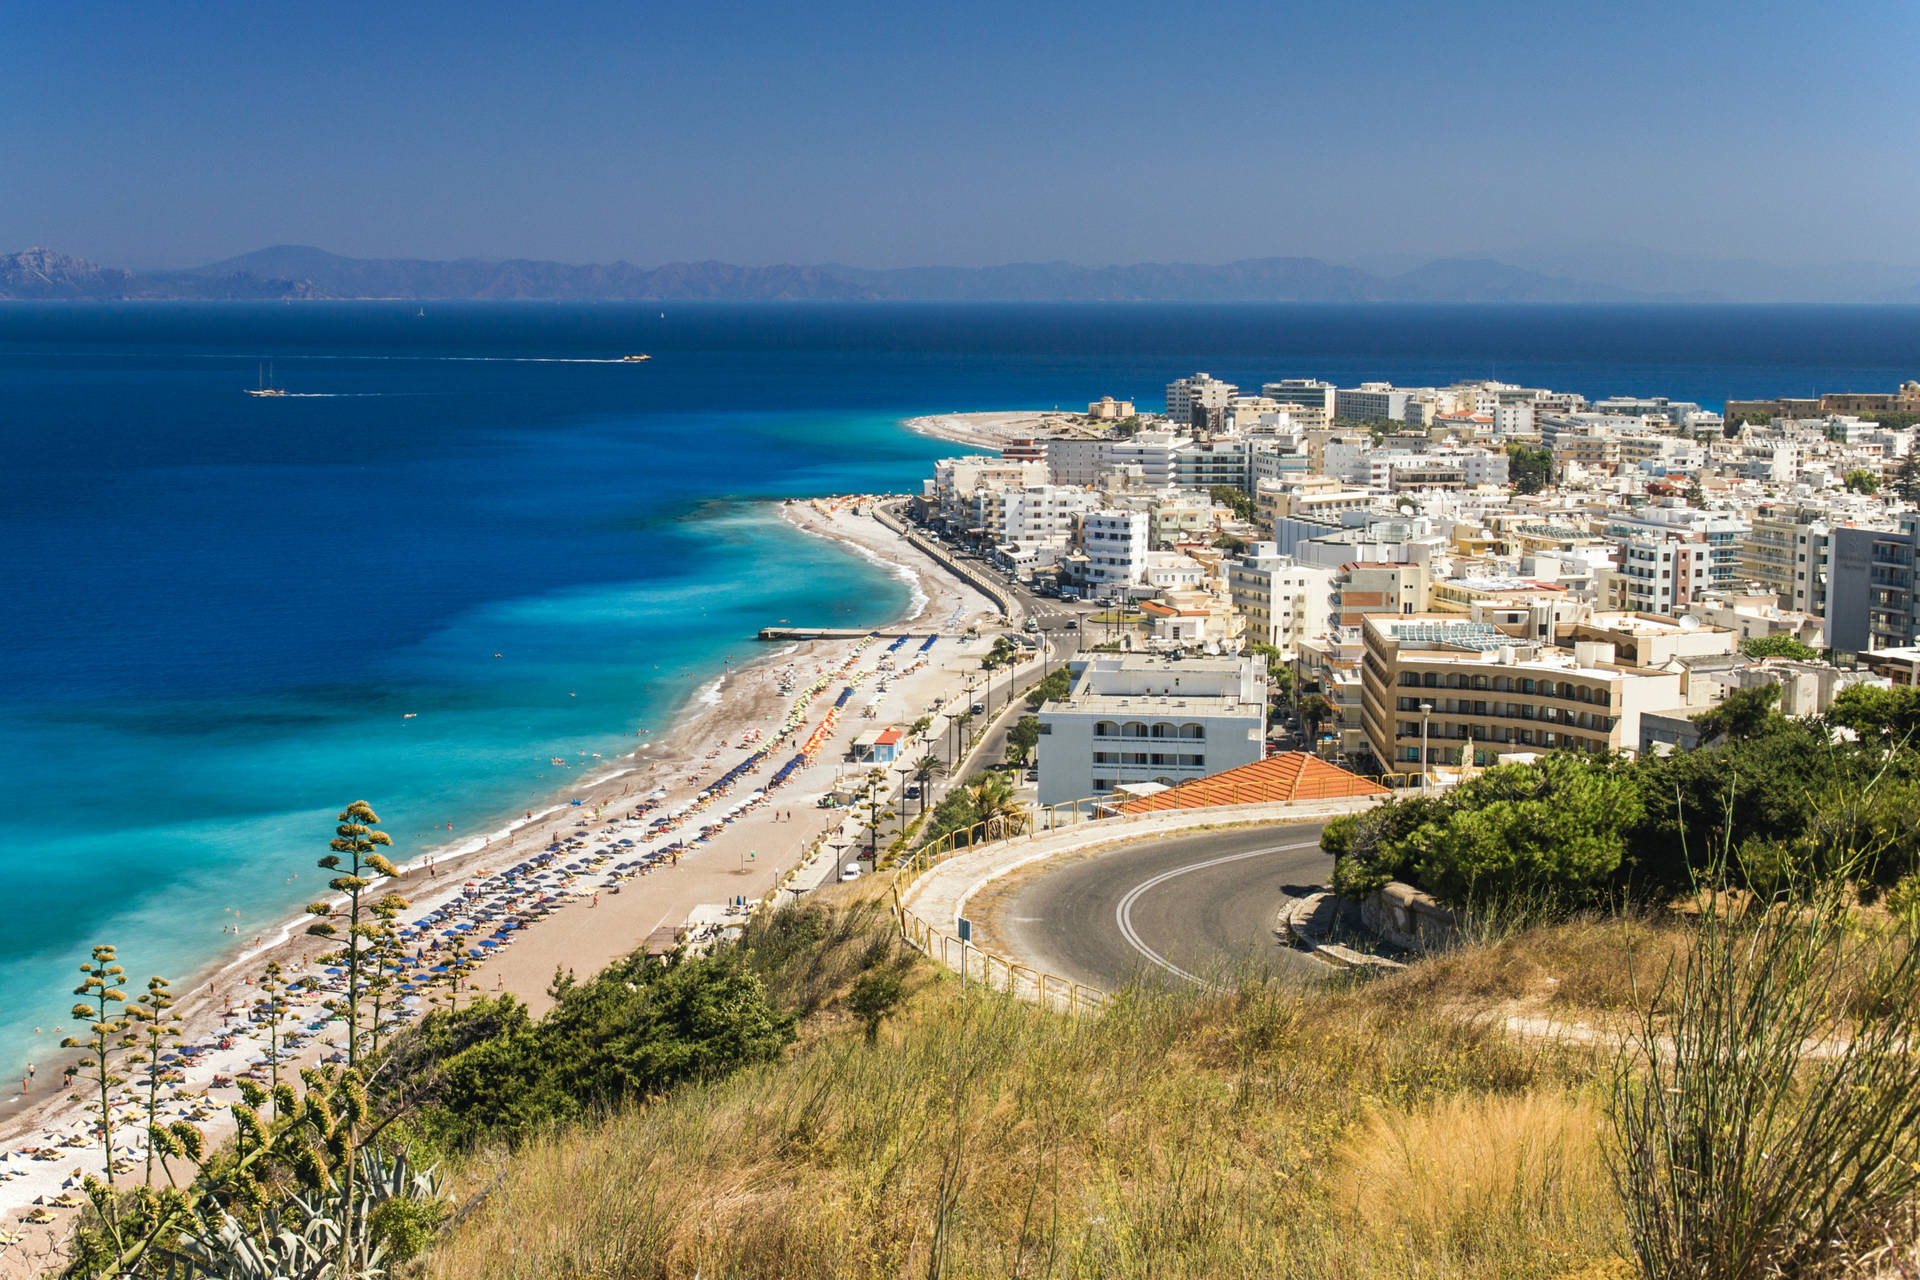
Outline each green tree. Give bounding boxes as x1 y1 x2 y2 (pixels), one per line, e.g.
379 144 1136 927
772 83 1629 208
1208 484 1259 523
1355 757 1644 909
1739 634 1820 661
129 975 183 1183
1893 449 1920 503
1505 443 1553 494
1827 683 1920 744
1683 478 1707 508
848 968 905 1046
1005 715 1041 766
1297 693 1335 748
1212 532 1250 556
63 945 134 1190
408 951 795 1150
969 772 1028 841
1844 467 1881 494
1691 683 1785 746
1025 666 1071 710
911 753 946 818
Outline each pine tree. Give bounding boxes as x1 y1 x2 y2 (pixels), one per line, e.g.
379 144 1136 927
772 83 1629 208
1893 449 1920 504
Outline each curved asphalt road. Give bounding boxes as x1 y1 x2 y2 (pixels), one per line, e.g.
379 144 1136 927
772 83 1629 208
989 824 1334 990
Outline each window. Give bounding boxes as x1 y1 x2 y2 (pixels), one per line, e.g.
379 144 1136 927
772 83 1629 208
1180 723 1205 739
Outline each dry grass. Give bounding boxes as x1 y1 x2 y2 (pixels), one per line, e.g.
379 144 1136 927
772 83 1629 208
1329 1092 1616 1277
422 885 1628 1280
1371 912 1689 1024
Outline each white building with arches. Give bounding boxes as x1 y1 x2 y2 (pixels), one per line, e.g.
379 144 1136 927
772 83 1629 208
1035 653 1268 807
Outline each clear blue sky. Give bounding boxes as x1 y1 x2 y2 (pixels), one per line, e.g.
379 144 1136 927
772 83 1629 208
5 0 1916 269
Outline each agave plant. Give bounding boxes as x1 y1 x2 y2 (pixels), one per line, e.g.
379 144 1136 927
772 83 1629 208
143 1147 445 1279
166 1191 386 1280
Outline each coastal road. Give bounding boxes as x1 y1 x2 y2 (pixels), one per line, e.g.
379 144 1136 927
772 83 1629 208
984 823 1333 990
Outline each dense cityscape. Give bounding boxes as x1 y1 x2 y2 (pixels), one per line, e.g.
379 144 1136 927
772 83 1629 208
910 374 1920 805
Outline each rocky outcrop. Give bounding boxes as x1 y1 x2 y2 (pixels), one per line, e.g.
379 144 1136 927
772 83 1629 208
1361 881 1459 952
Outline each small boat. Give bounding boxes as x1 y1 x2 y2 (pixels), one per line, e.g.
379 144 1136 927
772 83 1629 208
246 362 288 397
620 354 651 362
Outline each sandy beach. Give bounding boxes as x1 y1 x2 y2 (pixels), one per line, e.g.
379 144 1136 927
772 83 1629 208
903 410 1054 451
0 494 1019 1274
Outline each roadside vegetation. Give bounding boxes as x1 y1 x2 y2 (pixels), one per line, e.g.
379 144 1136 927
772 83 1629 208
1325 684 1920 913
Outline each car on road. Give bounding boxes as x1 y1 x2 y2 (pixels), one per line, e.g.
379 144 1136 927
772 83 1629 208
904 783 922 799
840 862 862 882
970 701 985 715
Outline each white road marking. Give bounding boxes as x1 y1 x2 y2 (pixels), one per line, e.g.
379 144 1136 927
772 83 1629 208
1113 840 1318 985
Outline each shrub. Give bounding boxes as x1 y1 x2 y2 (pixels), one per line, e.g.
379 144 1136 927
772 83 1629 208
1611 873 1920 1279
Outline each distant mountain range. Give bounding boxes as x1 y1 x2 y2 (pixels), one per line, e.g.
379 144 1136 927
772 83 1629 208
5 243 1918 303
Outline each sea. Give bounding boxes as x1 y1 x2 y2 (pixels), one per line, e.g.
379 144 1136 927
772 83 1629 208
2 300 1918 1084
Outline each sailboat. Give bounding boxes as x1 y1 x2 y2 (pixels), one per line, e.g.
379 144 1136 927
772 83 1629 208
245 362 288 398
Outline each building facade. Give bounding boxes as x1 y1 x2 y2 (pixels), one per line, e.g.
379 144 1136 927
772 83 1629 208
1037 653 1268 805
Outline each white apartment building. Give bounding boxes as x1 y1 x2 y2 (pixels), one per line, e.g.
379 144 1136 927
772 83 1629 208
1606 503 1749 593
1602 537 1716 615
1037 653 1268 806
1742 502 1841 616
1045 437 1114 487
1171 436 1254 491
1165 373 1237 426
973 483 1097 545
1083 509 1150 589
1227 542 1335 659
1262 379 1338 417
1250 437 1314 486
1337 382 1419 422
1102 429 1187 489
1147 493 1217 545
928 456 1050 526
1455 448 1510 487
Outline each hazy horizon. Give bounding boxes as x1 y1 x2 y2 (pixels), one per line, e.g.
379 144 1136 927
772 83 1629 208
7 0 1918 277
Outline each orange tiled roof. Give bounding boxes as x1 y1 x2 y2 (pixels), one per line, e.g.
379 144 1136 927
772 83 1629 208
1113 752 1389 814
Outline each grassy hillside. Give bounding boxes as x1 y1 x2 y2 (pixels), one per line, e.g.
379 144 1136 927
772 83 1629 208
422 883 1628 1280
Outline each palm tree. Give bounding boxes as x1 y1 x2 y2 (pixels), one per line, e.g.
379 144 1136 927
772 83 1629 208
969 774 1028 842
912 754 946 819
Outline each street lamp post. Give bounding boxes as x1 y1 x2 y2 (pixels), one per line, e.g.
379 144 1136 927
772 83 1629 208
1419 702 1433 791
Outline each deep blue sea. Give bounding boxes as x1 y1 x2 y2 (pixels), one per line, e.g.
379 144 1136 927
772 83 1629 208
2 300 1918 1082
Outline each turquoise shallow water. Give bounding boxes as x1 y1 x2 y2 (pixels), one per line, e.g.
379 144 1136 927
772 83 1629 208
5 299 1920 1083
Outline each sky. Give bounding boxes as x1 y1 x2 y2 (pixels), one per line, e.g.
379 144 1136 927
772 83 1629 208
5 0 1918 271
